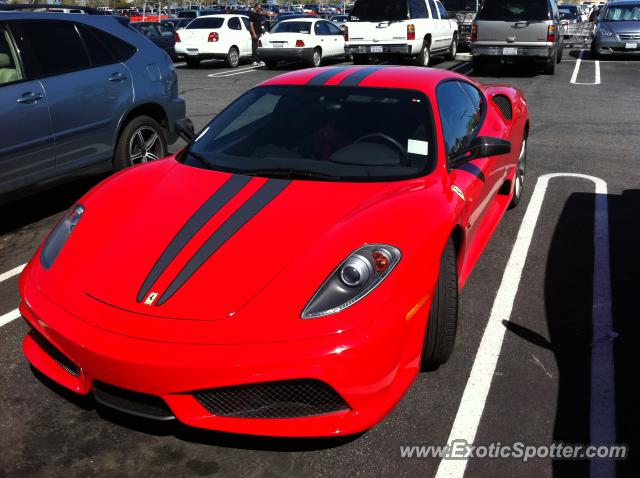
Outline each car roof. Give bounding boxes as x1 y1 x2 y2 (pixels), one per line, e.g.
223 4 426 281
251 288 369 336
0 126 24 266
280 17 319 22
606 0 640 4
197 13 247 18
261 66 476 95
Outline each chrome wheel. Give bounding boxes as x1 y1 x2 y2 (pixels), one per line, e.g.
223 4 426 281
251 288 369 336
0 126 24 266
312 49 322 67
129 126 164 166
450 36 457 58
228 47 239 68
423 45 430 66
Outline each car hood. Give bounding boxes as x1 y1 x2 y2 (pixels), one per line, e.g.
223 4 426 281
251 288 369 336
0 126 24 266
75 160 392 323
601 21 640 34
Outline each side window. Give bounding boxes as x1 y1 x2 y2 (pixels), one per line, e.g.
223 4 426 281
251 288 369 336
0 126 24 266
409 0 429 18
77 24 114 67
87 26 136 62
327 22 343 35
314 21 331 35
428 0 439 19
228 17 241 31
241 17 250 30
21 21 91 76
436 81 481 156
437 1 448 19
0 25 25 85
550 0 559 19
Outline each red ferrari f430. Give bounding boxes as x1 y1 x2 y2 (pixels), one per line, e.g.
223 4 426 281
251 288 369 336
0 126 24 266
20 66 529 437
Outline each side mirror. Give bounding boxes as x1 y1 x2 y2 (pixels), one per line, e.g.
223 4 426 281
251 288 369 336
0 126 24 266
175 118 196 143
449 136 511 167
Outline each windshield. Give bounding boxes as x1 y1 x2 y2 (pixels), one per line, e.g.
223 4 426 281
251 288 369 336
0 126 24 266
271 21 313 33
349 0 409 22
181 86 436 182
187 17 225 29
477 0 550 21
604 5 640 21
441 0 477 12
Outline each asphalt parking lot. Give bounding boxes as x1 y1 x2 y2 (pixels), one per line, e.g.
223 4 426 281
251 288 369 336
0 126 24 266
1 50 639 477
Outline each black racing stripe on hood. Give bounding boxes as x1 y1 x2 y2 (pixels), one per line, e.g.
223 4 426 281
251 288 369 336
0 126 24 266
155 179 291 306
338 66 386 87
136 174 252 303
306 67 350 85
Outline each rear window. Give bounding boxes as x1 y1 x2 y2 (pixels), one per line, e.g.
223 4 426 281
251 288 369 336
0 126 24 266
477 0 550 21
187 17 225 29
181 85 436 182
349 0 410 22
271 21 313 33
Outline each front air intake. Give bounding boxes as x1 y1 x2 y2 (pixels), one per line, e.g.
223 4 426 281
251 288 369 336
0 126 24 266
493 94 513 120
193 379 350 419
29 328 80 377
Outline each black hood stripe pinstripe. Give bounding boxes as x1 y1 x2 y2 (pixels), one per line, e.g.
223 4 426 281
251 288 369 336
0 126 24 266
306 67 351 85
338 66 386 87
136 174 252 303
155 179 291 306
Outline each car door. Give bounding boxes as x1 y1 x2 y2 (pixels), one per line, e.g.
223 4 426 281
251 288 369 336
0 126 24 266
227 16 247 55
0 22 55 195
325 21 345 57
19 20 133 175
427 0 445 50
240 16 253 56
313 20 331 54
436 1 455 47
437 80 499 240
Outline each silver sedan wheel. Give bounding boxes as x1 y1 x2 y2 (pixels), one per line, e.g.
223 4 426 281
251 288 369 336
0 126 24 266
514 138 526 198
129 126 164 166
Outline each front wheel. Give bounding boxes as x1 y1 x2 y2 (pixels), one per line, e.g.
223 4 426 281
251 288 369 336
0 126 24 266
445 33 458 60
421 238 459 371
113 116 168 171
310 48 322 67
509 135 527 209
226 46 240 68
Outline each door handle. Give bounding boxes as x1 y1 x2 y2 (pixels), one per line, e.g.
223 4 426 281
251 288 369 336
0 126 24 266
16 92 44 104
108 73 127 82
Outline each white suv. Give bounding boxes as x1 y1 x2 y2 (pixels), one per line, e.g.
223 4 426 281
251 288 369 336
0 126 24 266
345 0 458 66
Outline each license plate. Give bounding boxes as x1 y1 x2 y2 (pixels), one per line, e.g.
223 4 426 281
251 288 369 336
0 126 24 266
503 47 518 55
370 46 384 53
625 42 638 49
272 42 285 48
187 49 199 56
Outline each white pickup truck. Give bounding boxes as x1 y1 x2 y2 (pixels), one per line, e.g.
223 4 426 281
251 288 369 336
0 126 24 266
345 0 459 66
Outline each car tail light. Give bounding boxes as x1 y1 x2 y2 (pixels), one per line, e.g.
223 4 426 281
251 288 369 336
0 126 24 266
344 25 349 41
208 32 219 42
296 39 305 47
407 24 415 40
175 31 181 42
471 24 478 42
547 25 557 42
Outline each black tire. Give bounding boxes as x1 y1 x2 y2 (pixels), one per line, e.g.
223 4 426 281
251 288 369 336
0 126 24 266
421 238 459 371
472 56 486 74
445 33 458 60
415 41 431 67
186 58 200 68
310 47 322 67
352 54 370 65
543 52 557 75
264 59 278 69
113 115 168 171
509 133 527 209
226 46 240 68
557 44 563 63
591 42 600 60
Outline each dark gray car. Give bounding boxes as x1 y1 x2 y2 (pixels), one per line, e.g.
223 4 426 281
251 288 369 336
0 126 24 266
471 0 564 74
592 0 640 58
0 7 186 202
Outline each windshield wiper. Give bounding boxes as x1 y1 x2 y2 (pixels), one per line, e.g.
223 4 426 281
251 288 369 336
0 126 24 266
236 168 338 180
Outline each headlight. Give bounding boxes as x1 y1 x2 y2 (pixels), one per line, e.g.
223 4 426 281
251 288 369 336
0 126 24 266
40 205 84 269
301 244 401 319
598 27 613 37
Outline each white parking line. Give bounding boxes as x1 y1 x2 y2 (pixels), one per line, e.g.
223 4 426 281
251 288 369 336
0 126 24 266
570 49 601 85
0 264 25 284
0 309 20 328
208 65 262 78
436 173 615 478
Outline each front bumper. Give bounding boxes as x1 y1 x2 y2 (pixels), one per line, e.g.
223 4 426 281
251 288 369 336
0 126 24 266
593 36 640 55
19 269 423 437
472 45 554 59
258 47 315 61
345 44 413 56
